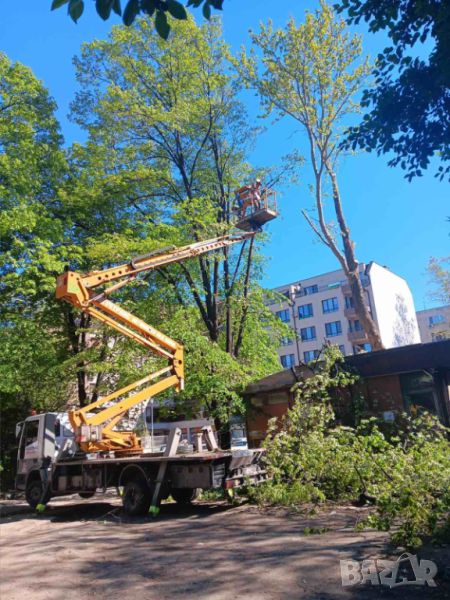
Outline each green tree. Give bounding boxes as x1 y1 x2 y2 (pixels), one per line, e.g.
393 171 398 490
0 19 284 463
70 17 278 357
0 51 170 416
255 347 450 548
337 0 450 181
0 52 71 408
427 255 450 305
0 53 73 483
50 0 223 39
237 1 383 350
65 18 286 424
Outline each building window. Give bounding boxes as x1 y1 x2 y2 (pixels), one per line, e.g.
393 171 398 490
297 284 319 297
325 321 342 337
303 284 318 295
322 297 339 313
280 354 295 368
349 319 363 332
429 314 445 326
276 309 290 323
300 326 316 341
298 303 313 319
345 296 354 309
353 343 372 354
303 349 319 362
400 371 438 416
432 332 447 341
280 336 294 346
338 344 346 354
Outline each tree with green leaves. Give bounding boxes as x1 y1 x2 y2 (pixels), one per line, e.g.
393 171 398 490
427 255 450 305
337 0 450 181
70 17 283 360
0 52 70 407
0 53 72 483
237 1 383 350
50 0 223 39
255 346 450 548
1 18 285 465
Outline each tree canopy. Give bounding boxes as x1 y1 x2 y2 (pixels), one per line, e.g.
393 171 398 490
0 20 285 467
50 0 223 39
236 1 383 350
337 0 450 181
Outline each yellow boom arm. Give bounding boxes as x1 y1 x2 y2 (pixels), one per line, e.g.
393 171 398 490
56 231 255 453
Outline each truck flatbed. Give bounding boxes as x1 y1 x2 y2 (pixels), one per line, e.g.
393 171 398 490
57 448 263 466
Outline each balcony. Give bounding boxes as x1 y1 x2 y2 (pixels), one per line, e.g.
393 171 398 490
348 329 368 343
344 307 357 319
341 283 351 296
342 276 370 297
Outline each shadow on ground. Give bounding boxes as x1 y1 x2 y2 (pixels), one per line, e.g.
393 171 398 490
1 498 449 600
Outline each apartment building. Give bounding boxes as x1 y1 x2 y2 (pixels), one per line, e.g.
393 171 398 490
269 261 420 367
416 305 450 343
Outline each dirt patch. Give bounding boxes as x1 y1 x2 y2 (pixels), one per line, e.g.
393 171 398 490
1 495 449 599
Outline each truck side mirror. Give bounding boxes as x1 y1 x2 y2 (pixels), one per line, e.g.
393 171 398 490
15 422 23 440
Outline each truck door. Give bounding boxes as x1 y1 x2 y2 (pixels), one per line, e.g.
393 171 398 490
20 418 41 460
16 414 57 491
16 417 42 489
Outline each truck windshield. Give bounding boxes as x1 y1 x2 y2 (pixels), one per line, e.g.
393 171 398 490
231 428 245 439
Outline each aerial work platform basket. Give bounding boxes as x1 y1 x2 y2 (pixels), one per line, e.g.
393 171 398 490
234 187 278 232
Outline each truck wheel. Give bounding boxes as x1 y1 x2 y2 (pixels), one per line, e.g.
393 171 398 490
79 491 96 499
171 488 199 505
122 478 151 516
25 477 50 509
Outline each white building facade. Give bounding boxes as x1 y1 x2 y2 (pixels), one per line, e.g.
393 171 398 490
268 262 420 368
416 305 450 343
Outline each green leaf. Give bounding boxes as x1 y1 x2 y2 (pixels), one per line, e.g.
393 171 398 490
166 0 187 20
51 0 69 9
141 0 156 17
123 0 139 25
68 0 84 22
112 0 122 15
96 0 115 20
154 10 170 40
202 1 211 20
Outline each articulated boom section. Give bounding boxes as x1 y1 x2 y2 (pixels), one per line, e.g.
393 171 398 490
55 231 255 454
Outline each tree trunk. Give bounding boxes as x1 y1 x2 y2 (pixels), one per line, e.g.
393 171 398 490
348 271 383 351
326 164 383 351
63 306 90 407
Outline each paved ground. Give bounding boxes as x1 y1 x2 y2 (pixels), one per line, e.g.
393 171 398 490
1 494 449 600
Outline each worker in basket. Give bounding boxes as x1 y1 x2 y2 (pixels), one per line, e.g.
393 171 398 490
233 179 263 220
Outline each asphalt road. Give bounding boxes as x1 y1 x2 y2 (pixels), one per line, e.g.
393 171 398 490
1 495 449 599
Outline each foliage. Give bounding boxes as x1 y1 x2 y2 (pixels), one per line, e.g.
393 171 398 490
252 347 450 548
50 0 223 39
1 16 284 476
70 17 280 361
161 296 284 425
337 0 450 181
236 1 383 350
427 255 450 306
0 52 72 410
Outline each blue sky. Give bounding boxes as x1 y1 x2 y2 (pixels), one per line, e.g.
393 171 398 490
2 1 448 309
